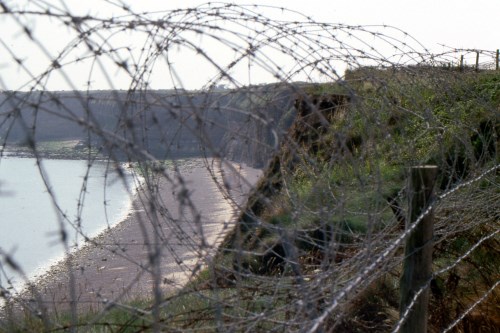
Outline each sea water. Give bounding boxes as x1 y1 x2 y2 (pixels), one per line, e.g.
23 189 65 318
0 157 135 292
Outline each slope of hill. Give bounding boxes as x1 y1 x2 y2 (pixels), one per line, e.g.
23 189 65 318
164 68 499 332
3 68 499 332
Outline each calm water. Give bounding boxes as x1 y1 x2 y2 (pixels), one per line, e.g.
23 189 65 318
0 157 135 290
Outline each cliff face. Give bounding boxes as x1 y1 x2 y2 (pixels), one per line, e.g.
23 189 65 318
0 85 296 166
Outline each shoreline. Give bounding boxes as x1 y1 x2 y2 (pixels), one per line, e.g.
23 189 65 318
19 177 139 296
0 157 138 297
3 158 261 315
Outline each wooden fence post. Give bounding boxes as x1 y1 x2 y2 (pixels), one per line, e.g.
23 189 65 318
400 165 438 333
496 49 499 71
475 51 479 72
460 55 464 72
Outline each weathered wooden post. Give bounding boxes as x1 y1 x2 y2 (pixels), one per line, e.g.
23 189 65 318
496 49 499 71
460 55 464 72
400 165 438 333
475 51 480 72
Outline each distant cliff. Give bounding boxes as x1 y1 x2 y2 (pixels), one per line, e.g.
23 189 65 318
0 84 299 166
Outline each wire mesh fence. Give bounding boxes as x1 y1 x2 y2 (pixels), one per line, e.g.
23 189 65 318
0 2 498 332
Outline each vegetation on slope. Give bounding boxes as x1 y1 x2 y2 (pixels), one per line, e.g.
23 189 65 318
164 68 499 332
3 68 499 332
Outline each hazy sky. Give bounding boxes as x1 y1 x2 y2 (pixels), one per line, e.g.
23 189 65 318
119 0 495 50
1 0 498 91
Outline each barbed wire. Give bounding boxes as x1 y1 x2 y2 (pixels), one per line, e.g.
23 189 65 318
0 1 498 332
443 279 500 333
392 220 499 332
308 163 499 332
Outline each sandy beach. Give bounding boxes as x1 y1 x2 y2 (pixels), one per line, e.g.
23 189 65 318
8 158 261 315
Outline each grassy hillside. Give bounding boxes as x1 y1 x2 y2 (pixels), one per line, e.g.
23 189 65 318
4 68 499 332
162 68 499 332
